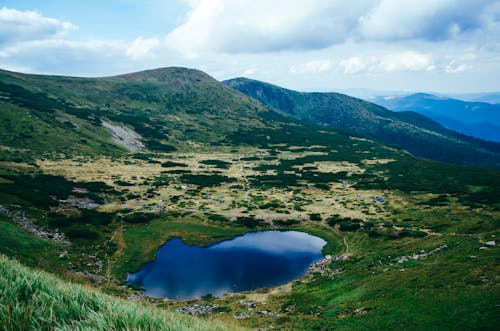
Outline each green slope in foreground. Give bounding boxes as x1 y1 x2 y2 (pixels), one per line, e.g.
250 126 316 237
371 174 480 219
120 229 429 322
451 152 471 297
0 254 240 331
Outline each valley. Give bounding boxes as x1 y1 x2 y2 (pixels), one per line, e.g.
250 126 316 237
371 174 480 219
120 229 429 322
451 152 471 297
0 67 498 330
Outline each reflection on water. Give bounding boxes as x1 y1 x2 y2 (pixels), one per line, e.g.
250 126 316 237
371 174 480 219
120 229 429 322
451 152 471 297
127 231 326 300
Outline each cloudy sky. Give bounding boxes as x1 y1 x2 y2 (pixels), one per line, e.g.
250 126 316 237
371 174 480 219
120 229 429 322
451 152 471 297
1 0 499 94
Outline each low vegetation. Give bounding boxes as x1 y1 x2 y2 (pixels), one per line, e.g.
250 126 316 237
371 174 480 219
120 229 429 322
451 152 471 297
0 254 237 331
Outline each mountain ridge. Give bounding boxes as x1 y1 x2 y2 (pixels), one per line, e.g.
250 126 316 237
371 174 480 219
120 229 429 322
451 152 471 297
224 77 500 168
373 92 500 142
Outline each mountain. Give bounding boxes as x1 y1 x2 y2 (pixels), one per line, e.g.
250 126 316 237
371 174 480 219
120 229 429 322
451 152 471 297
223 77 500 169
373 93 500 142
0 67 278 159
445 92 500 104
0 67 498 330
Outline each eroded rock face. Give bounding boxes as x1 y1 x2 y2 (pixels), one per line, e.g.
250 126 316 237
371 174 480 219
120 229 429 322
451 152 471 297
102 120 145 152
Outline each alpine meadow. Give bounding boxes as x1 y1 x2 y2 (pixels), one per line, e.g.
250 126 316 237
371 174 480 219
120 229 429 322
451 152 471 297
0 1 499 331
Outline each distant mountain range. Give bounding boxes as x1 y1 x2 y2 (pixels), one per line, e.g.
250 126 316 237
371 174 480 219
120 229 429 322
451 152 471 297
372 93 500 142
444 92 500 104
224 78 500 168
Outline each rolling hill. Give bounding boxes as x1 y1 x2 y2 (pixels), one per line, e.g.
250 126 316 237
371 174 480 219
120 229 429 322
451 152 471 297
373 93 500 142
224 78 500 168
0 67 278 159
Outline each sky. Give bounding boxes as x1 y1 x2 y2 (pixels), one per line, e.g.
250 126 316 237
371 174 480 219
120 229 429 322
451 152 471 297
0 0 499 94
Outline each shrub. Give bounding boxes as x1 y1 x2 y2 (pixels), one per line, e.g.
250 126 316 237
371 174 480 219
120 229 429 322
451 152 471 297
161 161 187 168
66 227 99 240
273 219 300 226
179 174 236 187
207 214 230 222
339 222 361 231
121 213 156 224
309 213 322 221
199 160 232 169
236 216 262 228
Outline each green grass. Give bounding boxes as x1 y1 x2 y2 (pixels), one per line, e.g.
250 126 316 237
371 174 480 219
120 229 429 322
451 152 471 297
289 223 344 256
0 254 239 331
0 215 62 271
113 217 250 278
280 234 499 330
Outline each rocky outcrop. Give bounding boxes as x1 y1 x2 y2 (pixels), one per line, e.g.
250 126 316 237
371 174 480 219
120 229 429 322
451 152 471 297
0 205 69 244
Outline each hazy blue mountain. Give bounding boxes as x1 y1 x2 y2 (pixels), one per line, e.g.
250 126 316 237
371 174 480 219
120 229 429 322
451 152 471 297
444 92 500 104
373 93 500 142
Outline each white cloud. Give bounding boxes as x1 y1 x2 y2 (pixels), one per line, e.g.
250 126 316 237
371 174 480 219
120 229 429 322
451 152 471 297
380 51 434 72
166 0 366 54
445 61 472 73
290 60 333 75
0 38 129 76
339 56 373 74
126 37 160 60
339 51 434 74
359 0 466 41
242 68 256 76
166 0 498 55
0 7 76 45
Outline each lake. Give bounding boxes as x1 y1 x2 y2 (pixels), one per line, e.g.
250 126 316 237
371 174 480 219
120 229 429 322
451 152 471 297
126 230 326 300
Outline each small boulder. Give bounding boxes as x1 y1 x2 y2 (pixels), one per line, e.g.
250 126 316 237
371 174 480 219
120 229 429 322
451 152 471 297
484 240 496 247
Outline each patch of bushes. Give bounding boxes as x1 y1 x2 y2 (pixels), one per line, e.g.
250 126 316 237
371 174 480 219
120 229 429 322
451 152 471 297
240 156 259 161
146 140 177 152
399 229 428 238
206 213 230 222
236 216 262 228
66 227 99 240
161 161 188 168
327 215 363 227
309 213 322 221
152 176 170 187
0 174 115 208
258 200 284 210
121 213 156 224
162 169 191 174
179 174 236 187
339 222 361 231
48 210 115 227
199 160 232 169
273 219 300 226
250 173 299 188
314 183 330 190
115 180 134 186
418 194 449 206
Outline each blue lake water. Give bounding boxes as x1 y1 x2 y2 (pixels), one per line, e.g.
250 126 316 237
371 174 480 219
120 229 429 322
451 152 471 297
126 230 326 300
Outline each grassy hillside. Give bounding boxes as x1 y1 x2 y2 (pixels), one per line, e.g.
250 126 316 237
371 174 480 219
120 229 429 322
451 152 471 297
0 254 239 331
0 67 273 161
224 77 500 168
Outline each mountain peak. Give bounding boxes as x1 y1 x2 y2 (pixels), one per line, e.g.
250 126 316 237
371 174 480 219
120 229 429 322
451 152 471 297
112 67 215 83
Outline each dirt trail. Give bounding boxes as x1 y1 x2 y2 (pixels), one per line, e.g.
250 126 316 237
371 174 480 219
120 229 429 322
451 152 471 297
105 225 126 280
343 235 349 256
